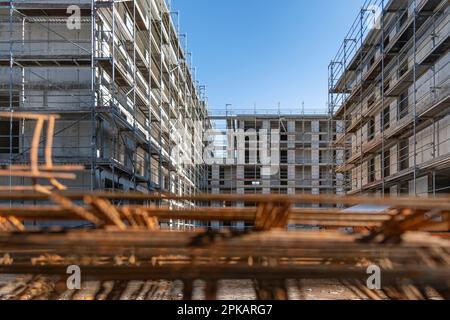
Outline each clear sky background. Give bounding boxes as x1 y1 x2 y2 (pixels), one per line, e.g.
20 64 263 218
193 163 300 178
171 0 366 114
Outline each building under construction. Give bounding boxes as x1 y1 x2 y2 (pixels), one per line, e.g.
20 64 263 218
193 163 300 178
3 0 449 200
208 109 344 216
0 0 210 201
329 0 450 196
0 0 449 302
209 110 344 228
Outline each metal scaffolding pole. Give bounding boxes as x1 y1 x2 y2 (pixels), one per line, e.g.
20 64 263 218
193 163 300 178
147 4 153 192
359 9 365 195
412 0 418 196
380 0 386 196
8 0 14 193
132 0 138 191
111 0 116 193
158 10 163 200
91 0 97 191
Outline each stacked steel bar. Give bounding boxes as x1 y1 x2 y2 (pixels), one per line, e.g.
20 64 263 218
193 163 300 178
0 191 449 300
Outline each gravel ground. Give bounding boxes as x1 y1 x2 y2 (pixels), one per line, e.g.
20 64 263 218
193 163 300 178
0 275 363 300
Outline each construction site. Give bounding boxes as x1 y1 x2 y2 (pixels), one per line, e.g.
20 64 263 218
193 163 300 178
0 0 210 199
0 0 448 302
329 0 450 196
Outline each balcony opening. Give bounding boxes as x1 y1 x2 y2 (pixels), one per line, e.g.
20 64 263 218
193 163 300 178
369 55 375 67
368 158 376 183
280 150 288 163
368 118 375 141
398 91 409 120
384 35 390 48
399 11 408 28
104 178 123 191
384 149 391 178
399 140 409 171
399 60 409 78
383 106 390 130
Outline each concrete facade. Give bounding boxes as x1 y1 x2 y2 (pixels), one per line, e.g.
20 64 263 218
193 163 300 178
208 114 342 214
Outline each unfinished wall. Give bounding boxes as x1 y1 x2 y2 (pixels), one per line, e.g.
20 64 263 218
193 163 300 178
331 0 450 195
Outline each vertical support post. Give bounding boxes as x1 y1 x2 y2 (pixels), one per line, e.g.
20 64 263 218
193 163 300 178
111 0 116 192
412 0 418 196
158 10 163 203
91 0 97 191
328 63 335 196
132 0 138 191
381 0 386 195
432 170 436 196
167 6 172 202
342 38 354 195
327 62 334 196
359 9 364 194
147 3 153 191
8 0 14 192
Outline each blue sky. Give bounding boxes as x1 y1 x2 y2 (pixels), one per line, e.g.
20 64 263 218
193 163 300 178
171 0 366 114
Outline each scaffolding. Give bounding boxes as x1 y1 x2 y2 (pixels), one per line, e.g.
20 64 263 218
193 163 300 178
0 1 211 211
208 107 341 225
329 0 450 196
